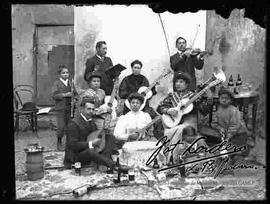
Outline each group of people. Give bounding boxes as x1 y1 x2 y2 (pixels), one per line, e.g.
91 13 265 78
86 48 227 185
51 37 249 173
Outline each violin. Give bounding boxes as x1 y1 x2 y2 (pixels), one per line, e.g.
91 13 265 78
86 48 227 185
185 48 213 56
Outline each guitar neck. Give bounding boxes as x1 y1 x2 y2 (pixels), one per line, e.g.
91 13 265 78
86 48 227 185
108 78 118 104
184 80 220 107
144 70 171 94
140 116 161 132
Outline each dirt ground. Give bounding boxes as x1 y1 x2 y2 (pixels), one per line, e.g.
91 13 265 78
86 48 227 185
14 119 266 200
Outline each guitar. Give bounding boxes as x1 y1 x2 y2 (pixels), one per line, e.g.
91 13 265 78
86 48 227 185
98 77 119 119
127 115 162 141
87 128 106 153
162 72 226 128
125 69 172 111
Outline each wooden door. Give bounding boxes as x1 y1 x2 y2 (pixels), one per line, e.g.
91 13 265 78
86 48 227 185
36 25 74 106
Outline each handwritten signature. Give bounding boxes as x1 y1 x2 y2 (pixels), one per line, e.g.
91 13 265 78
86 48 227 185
146 135 249 176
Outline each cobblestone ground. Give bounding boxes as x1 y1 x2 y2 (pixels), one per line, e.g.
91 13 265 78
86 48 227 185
15 128 266 200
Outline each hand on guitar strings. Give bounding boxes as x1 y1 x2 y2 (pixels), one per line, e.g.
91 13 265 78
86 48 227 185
128 132 140 140
166 108 178 117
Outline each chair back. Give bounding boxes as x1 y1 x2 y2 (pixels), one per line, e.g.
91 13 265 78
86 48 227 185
13 85 35 110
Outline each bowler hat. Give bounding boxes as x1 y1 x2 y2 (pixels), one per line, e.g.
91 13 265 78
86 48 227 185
21 102 38 111
86 71 102 82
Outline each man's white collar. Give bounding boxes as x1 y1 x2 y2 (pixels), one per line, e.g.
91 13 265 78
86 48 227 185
80 113 92 122
60 78 68 86
96 54 104 60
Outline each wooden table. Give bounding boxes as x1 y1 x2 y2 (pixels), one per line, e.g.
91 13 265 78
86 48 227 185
209 92 259 140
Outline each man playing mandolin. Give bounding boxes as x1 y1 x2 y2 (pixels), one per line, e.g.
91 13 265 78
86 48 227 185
64 97 118 170
170 37 205 91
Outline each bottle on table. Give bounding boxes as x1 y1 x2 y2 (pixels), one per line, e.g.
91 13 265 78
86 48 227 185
227 75 234 93
234 73 242 94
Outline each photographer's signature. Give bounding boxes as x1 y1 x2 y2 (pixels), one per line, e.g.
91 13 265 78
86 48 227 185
146 136 264 177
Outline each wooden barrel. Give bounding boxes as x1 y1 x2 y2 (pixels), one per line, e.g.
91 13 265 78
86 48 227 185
25 151 44 181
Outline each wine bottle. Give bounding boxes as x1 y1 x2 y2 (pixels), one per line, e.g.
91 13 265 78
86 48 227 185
227 75 234 92
72 185 94 197
153 158 160 169
178 157 186 178
168 155 174 166
116 156 120 167
234 74 242 94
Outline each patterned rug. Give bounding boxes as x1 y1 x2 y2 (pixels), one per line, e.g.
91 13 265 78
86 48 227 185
16 150 224 200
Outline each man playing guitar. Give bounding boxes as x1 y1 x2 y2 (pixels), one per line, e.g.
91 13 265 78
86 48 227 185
156 72 212 163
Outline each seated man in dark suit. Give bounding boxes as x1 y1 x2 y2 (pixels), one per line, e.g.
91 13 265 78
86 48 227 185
64 97 118 170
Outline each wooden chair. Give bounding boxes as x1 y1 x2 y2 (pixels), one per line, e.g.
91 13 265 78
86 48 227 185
13 85 38 135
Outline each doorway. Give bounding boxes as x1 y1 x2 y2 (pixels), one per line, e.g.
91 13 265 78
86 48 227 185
35 25 74 106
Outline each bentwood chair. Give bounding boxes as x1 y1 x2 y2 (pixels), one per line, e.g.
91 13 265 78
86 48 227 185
13 85 38 135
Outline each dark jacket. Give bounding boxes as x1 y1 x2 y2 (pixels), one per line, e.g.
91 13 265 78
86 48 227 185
52 79 77 111
84 55 113 95
119 74 157 99
64 114 97 167
170 52 204 90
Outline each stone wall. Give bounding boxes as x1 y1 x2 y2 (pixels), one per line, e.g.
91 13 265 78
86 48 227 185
204 9 265 93
12 4 74 90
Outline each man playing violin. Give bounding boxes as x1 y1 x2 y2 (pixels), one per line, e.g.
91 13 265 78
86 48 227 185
170 37 204 91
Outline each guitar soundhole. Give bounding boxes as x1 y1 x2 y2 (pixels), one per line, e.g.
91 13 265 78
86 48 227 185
180 105 185 110
108 103 113 107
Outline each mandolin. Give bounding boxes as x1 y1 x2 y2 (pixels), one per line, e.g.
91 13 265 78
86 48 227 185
127 115 162 141
87 128 106 153
125 69 172 111
98 77 119 119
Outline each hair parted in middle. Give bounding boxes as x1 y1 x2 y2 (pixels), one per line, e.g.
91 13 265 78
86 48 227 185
131 60 143 68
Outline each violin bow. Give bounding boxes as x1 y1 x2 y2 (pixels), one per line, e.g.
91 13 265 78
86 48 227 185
190 24 200 49
158 13 171 58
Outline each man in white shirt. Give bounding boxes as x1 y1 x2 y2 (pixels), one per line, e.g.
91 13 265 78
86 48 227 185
64 97 116 169
114 93 153 142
